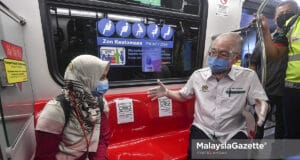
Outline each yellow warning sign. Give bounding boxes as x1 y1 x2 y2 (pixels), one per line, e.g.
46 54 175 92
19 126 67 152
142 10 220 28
3 59 28 84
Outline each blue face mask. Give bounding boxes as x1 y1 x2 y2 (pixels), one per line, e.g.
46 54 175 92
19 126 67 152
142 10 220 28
208 56 230 73
94 79 109 96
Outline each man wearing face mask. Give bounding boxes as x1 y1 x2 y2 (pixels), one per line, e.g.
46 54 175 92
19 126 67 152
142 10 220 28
148 32 269 160
35 55 111 160
249 0 298 139
259 0 300 140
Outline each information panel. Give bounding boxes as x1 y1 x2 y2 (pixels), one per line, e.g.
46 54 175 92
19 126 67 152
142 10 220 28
3 58 28 84
97 18 174 72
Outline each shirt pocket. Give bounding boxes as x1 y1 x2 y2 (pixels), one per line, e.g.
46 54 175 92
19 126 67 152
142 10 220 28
220 88 247 112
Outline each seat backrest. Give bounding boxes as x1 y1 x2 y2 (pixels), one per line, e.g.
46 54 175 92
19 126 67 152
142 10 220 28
105 91 194 144
34 90 195 144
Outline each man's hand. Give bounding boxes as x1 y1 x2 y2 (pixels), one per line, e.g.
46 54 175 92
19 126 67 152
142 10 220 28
259 15 270 33
147 79 169 101
255 99 270 127
251 14 270 33
243 110 256 139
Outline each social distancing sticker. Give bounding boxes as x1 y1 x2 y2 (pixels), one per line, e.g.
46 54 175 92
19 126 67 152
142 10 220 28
158 96 172 117
116 99 134 124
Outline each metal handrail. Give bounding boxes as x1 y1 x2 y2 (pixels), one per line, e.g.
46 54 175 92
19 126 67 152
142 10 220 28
231 22 256 32
0 1 26 25
256 0 270 87
231 0 270 87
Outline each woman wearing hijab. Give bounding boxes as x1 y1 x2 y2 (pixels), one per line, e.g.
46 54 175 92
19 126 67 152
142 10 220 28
34 55 110 160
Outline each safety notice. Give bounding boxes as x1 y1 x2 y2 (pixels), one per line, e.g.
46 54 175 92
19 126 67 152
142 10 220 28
216 0 230 16
3 58 28 84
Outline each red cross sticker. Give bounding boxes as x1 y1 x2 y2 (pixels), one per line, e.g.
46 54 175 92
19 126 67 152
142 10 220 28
220 0 228 5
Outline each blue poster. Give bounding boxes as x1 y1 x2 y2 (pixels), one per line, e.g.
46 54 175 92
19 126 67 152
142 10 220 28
97 18 115 37
147 23 160 39
142 47 161 72
160 24 174 40
132 22 146 39
116 20 131 37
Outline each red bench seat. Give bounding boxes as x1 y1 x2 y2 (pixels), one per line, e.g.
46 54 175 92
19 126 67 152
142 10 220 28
34 90 195 160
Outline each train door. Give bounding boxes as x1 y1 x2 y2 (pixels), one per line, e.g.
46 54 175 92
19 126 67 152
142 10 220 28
0 1 35 160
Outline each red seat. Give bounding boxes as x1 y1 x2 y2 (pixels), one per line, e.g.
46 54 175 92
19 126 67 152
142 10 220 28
34 99 50 127
34 90 195 160
105 91 194 160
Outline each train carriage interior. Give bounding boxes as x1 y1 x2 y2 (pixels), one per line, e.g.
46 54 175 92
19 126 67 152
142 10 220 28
1 0 300 159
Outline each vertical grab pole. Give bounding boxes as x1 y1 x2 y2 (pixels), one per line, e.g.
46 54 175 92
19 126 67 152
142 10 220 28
256 0 270 87
0 87 10 147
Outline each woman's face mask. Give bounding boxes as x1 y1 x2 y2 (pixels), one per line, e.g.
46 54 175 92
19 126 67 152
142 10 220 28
276 11 295 28
208 56 230 73
94 79 109 96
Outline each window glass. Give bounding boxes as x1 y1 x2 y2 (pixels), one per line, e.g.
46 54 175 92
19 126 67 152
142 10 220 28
49 3 201 84
109 0 200 15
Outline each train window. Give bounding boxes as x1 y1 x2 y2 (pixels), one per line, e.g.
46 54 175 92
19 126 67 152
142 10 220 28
108 0 200 15
42 0 207 87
